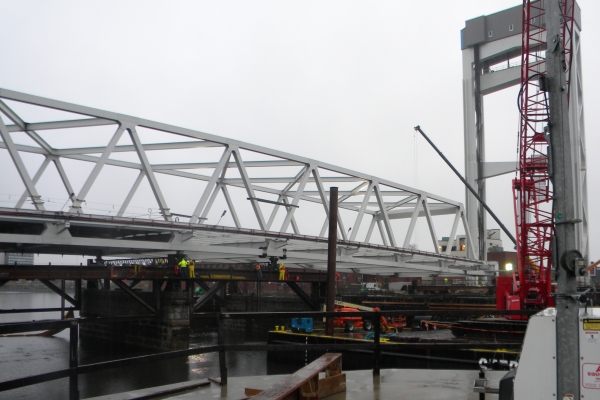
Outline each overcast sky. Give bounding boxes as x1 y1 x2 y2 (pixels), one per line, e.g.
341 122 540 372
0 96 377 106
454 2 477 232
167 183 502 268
1 1 599 264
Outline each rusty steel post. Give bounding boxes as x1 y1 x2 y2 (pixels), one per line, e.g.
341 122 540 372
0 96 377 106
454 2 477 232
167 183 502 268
326 186 338 336
69 321 79 400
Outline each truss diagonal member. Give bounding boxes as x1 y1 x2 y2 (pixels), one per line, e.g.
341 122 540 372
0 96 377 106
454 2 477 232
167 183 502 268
286 281 317 310
69 124 126 213
110 279 156 314
422 197 440 254
52 158 77 210
194 281 226 311
460 209 477 259
280 165 311 233
15 156 51 209
200 183 222 224
266 194 285 231
282 197 301 234
266 166 309 230
190 148 231 224
445 209 462 256
0 100 55 155
386 194 419 212
128 126 172 221
0 118 45 210
195 281 225 302
117 171 145 217
349 181 374 241
365 215 377 243
403 195 422 248
313 168 347 240
232 148 267 230
376 219 389 246
221 185 241 228
39 279 78 306
373 183 396 247
338 181 369 203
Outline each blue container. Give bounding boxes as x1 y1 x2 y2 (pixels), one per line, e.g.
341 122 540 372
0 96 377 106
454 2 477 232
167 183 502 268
291 317 313 333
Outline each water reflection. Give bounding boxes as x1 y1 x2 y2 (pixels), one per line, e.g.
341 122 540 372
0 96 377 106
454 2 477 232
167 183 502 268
0 288 293 399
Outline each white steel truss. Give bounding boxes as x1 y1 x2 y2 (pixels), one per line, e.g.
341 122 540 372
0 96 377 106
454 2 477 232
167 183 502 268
0 88 493 276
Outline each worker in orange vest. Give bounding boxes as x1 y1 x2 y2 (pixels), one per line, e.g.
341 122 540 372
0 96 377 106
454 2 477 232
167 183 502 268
254 263 263 280
278 263 286 280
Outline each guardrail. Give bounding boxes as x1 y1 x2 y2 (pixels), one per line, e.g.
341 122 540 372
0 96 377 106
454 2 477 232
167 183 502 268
0 309 536 399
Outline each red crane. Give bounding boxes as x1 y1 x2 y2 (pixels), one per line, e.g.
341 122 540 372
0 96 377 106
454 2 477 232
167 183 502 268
504 0 575 311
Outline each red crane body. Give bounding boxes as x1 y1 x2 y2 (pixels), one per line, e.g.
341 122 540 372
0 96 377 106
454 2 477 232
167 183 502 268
499 0 575 312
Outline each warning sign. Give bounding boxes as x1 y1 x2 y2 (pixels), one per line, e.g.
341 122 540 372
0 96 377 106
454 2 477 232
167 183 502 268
582 364 600 389
586 331 600 344
584 320 600 330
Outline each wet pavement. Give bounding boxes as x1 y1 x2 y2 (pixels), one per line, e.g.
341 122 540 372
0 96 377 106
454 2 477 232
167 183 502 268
87 368 506 400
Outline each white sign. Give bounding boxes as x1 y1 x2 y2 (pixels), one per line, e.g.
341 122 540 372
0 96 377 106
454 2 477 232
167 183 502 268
586 331 600 344
582 363 600 389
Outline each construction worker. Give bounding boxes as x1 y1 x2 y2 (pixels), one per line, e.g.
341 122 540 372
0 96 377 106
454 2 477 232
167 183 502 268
278 263 286 280
254 263 262 280
188 259 195 278
178 258 188 279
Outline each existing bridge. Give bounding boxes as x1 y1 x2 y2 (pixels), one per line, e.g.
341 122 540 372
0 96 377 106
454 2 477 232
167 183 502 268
0 88 493 277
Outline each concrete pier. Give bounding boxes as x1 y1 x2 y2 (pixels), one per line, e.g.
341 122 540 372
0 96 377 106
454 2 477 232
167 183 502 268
81 287 190 350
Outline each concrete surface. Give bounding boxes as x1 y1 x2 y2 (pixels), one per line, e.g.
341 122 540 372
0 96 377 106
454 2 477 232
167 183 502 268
86 368 507 399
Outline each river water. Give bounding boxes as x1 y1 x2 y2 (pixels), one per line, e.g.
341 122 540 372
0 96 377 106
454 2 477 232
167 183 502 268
0 287 295 399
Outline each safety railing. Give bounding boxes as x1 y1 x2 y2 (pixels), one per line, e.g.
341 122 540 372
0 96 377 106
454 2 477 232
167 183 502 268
0 309 535 399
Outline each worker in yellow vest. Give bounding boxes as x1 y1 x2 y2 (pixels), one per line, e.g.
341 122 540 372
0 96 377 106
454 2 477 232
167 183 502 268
278 263 286 280
178 258 188 279
188 259 195 278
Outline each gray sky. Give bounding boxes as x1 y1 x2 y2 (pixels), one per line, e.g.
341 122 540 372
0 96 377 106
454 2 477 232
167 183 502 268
1 1 599 263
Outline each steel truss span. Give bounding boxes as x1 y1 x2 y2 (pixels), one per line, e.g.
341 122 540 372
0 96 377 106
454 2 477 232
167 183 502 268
0 88 492 276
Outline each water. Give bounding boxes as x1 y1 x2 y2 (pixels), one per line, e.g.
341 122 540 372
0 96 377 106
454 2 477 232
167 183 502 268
0 287 295 399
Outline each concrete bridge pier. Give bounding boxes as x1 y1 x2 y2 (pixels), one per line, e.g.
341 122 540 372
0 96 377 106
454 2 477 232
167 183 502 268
80 279 191 351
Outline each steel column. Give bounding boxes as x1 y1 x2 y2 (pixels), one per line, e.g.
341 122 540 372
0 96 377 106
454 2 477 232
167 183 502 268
547 0 580 397
325 187 338 336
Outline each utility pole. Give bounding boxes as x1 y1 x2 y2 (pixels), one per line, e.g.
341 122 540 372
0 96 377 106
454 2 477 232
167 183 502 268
546 1 580 397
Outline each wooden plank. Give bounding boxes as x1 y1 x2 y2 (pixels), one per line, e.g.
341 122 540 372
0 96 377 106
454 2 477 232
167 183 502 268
251 353 342 400
325 357 342 377
317 374 346 398
245 388 265 396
